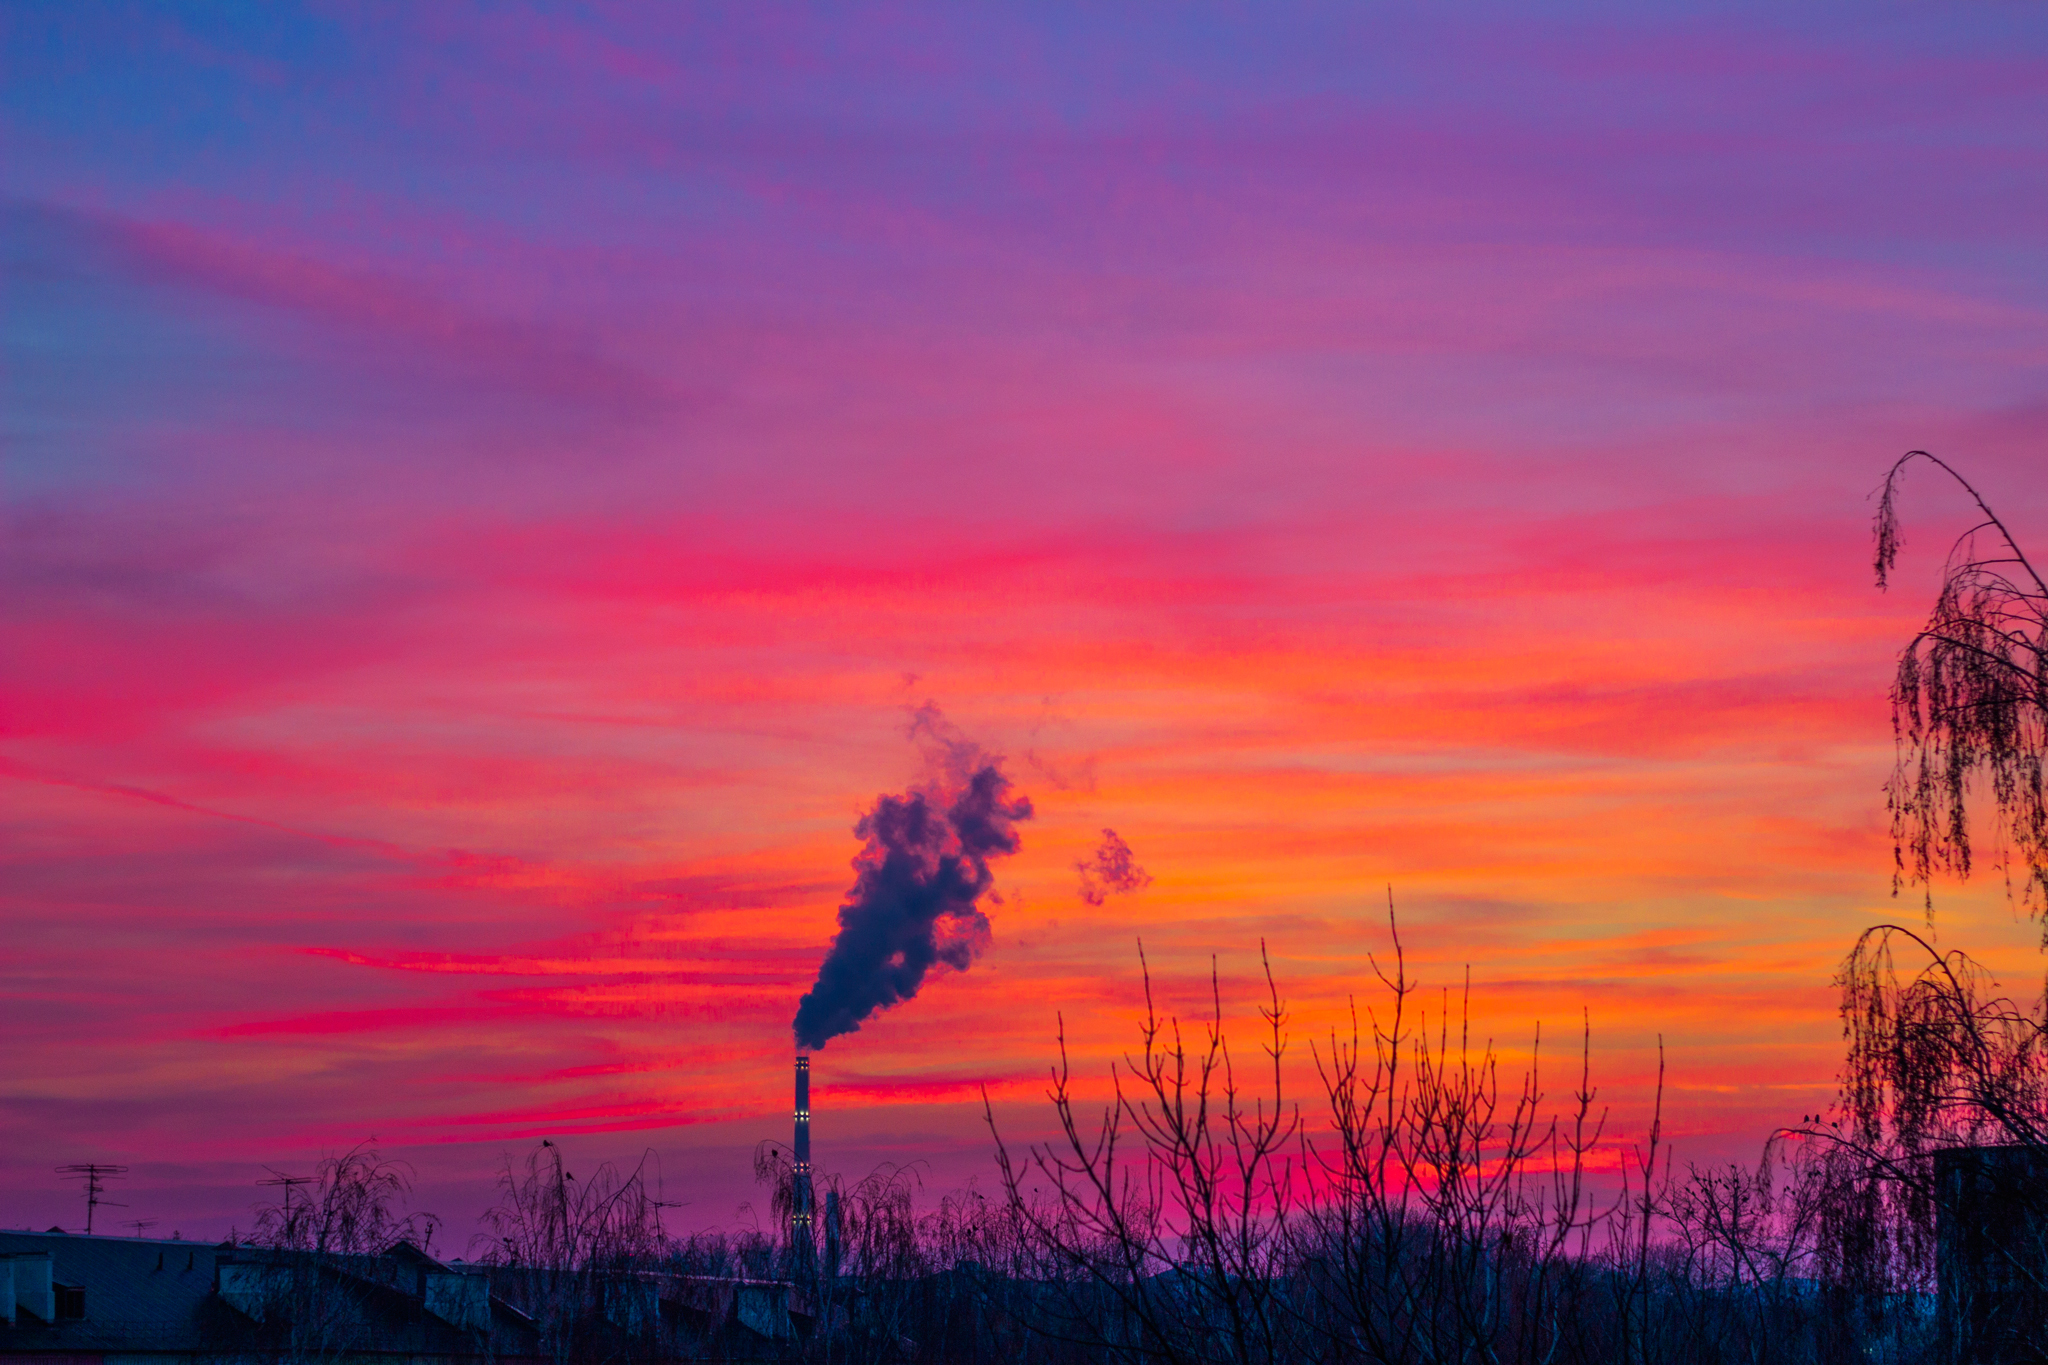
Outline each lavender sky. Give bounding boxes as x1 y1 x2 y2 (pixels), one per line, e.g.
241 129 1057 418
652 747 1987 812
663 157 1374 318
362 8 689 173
5 3 2048 1241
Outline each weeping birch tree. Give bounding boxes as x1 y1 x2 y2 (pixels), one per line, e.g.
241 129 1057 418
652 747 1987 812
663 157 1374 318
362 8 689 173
1874 450 2048 922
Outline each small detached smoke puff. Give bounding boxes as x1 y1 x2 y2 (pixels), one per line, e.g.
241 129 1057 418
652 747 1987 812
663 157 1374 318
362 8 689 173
1076 828 1151 906
792 744 1033 1050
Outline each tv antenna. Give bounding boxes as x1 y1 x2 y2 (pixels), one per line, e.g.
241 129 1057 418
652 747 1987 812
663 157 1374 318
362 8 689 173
125 1219 159 1237
258 1171 316 1209
57 1164 129 1235
649 1196 685 1237
258 1171 316 1242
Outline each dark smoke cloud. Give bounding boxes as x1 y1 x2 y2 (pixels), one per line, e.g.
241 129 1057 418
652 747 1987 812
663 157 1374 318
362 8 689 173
792 721 1033 1050
1077 828 1151 906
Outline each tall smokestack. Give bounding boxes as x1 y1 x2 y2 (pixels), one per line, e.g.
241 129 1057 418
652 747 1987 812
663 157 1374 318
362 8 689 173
793 1054 814 1251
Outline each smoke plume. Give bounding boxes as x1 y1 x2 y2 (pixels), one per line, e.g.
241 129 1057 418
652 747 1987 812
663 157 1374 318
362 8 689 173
1076 828 1151 906
793 727 1033 1050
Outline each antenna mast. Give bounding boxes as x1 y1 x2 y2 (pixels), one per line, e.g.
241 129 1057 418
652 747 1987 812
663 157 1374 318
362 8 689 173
258 1171 317 1246
56 1164 129 1235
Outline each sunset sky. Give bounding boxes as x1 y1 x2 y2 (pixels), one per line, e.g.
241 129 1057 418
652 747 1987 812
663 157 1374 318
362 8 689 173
7 3 2048 1241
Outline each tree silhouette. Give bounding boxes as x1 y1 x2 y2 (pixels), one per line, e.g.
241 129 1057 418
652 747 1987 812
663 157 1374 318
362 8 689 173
1874 451 2048 923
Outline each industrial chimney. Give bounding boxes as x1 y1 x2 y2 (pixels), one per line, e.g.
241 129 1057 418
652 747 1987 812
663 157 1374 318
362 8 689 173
792 1054 814 1251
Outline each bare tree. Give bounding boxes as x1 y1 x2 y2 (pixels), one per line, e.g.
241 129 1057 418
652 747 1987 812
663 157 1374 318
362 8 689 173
1782 926 2048 1353
1873 451 2048 921
983 917 1713 1365
1654 1145 1899 1365
252 1144 427 1256
473 1139 668 1365
237 1144 433 1365
988 942 1300 1365
1295 906 1648 1365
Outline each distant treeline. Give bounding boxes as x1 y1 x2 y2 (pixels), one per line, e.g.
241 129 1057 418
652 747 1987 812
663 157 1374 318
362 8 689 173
234 912 2046 1365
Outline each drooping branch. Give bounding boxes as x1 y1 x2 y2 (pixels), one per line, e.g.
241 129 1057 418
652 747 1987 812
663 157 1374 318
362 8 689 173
1779 923 2048 1306
1873 451 2048 921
